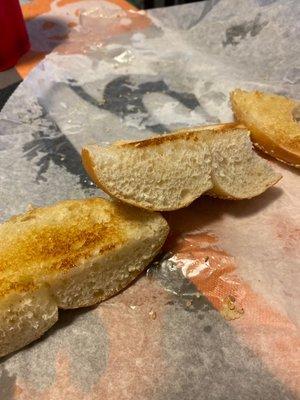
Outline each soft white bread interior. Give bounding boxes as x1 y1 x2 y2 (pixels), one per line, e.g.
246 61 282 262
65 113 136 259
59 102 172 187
207 129 281 199
82 123 281 210
0 198 169 357
231 89 300 167
0 282 58 359
82 132 212 211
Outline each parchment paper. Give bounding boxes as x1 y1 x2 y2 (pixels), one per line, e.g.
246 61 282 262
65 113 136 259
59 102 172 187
0 0 299 399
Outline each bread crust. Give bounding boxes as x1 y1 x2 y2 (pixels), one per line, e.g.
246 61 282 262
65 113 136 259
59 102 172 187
113 122 245 149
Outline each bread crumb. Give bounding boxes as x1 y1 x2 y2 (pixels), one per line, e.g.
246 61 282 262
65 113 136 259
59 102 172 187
149 310 156 319
26 204 35 211
185 300 193 309
220 295 244 320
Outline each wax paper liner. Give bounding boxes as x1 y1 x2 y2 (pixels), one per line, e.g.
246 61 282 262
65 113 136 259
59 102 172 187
0 1 299 399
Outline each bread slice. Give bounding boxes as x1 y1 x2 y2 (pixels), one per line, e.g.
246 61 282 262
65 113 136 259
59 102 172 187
0 198 169 357
82 123 281 210
231 89 300 168
82 130 213 211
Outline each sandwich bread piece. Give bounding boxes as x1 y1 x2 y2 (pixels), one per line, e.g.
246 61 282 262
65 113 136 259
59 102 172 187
83 130 213 211
231 89 300 167
82 123 281 210
0 198 169 357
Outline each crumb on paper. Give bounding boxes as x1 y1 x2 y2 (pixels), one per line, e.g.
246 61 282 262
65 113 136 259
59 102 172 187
26 204 36 211
185 300 193 309
220 295 244 321
149 310 157 320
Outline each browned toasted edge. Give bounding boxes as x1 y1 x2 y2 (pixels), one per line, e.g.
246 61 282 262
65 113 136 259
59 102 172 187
111 122 246 149
0 280 37 301
230 90 300 168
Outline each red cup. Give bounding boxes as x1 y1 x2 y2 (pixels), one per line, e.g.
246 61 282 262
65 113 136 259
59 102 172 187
0 0 30 72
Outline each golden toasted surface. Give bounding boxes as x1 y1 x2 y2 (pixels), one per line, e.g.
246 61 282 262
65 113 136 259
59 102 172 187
0 198 126 291
123 131 201 148
116 123 244 148
0 279 37 299
231 89 300 166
